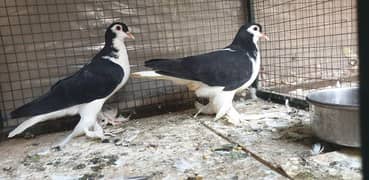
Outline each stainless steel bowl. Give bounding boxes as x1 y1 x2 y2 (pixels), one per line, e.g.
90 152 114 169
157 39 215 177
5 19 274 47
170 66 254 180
306 87 360 147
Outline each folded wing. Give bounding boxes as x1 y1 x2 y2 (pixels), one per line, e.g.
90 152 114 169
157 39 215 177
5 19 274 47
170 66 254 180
11 60 124 118
145 50 253 91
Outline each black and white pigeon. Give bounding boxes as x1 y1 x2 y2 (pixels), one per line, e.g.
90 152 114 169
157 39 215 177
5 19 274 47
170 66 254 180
8 22 135 146
132 23 268 124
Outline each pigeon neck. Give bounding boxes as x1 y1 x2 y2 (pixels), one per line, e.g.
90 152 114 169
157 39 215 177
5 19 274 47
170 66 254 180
228 33 258 53
112 38 126 50
102 38 126 55
112 38 130 68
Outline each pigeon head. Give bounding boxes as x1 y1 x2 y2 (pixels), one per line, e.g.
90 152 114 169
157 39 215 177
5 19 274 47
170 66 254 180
245 23 269 41
230 23 268 50
105 22 135 45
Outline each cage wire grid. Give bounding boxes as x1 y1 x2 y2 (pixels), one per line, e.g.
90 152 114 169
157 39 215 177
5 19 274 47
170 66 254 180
252 0 358 101
0 0 246 137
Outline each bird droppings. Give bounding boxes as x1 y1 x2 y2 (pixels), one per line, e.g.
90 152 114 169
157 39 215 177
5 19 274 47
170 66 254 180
79 173 103 180
125 175 151 180
73 164 86 170
0 98 361 179
174 159 194 172
101 139 110 143
186 174 204 180
213 144 249 160
2 166 14 175
23 132 36 139
22 154 41 166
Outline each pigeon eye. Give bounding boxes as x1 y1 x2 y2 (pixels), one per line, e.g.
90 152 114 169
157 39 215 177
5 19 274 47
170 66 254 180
253 27 258 31
116 26 121 31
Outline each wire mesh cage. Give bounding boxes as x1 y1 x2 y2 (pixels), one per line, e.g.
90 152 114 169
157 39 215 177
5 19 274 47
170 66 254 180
0 0 359 139
0 0 247 138
252 0 358 102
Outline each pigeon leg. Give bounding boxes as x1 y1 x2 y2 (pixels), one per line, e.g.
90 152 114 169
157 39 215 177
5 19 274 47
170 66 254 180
214 105 231 121
194 100 216 117
80 100 105 139
213 91 236 121
55 118 85 148
84 120 105 139
93 121 105 139
193 101 205 118
84 122 104 139
225 106 241 125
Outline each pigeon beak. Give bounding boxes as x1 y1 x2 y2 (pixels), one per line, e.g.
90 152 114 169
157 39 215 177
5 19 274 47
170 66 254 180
261 33 269 40
126 32 135 40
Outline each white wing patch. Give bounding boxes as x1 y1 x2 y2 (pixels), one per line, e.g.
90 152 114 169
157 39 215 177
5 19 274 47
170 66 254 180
220 48 236 52
132 71 163 77
102 56 113 60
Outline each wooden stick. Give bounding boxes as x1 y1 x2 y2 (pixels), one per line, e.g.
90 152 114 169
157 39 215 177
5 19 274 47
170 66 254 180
200 121 294 180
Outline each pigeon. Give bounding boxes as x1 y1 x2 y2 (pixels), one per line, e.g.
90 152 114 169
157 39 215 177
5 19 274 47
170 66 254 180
132 23 268 124
8 22 135 147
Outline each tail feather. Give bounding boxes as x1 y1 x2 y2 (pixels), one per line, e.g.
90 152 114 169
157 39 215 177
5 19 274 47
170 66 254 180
145 59 185 74
11 101 38 119
144 59 196 81
131 70 186 82
8 115 48 137
9 105 79 137
145 58 181 69
132 58 183 79
131 71 166 79
11 92 64 119
133 58 202 90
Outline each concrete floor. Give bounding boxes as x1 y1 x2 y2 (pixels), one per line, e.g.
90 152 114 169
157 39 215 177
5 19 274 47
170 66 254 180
0 99 361 180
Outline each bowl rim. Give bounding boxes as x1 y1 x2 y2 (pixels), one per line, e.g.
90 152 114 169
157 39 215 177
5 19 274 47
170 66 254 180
305 87 359 109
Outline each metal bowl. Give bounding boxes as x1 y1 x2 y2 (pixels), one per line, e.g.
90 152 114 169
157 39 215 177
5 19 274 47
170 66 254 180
306 87 360 147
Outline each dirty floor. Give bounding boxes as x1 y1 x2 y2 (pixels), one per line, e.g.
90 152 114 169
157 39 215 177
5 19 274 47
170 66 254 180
0 98 362 180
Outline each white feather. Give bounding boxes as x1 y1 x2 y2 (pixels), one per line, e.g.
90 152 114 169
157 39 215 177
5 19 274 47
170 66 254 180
225 106 241 124
132 71 163 78
212 90 236 120
194 101 216 115
221 48 236 52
